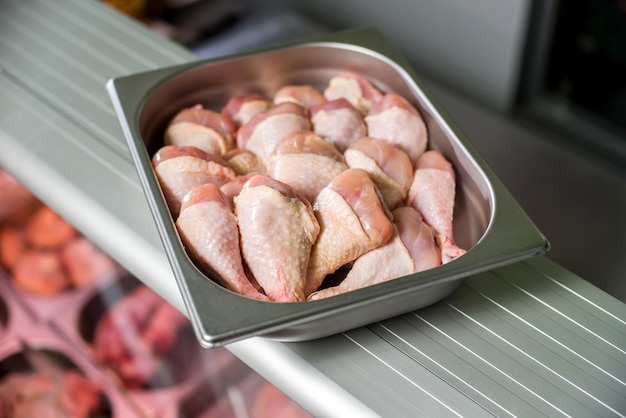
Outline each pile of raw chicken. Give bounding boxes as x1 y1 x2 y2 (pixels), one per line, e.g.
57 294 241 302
152 71 466 303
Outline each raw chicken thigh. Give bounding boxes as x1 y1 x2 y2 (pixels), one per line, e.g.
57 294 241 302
408 150 466 263
344 137 414 210
222 94 273 126
176 183 268 300
236 102 311 161
305 168 394 296
274 84 327 109
152 145 236 217
165 104 237 155
235 175 320 302
266 131 348 203
311 98 367 152
323 71 384 115
308 206 440 300
365 92 428 163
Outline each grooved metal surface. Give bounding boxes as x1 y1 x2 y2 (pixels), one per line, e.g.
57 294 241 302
0 1 624 416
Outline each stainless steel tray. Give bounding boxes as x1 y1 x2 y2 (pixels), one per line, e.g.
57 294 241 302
107 28 549 348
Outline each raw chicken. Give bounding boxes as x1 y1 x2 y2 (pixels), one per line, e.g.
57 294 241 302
274 84 326 109
266 131 348 203
219 173 260 210
344 137 414 209
309 206 440 299
222 94 273 126
236 102 311 161
176 183 268 301
305 168 394 295
311 98 367 152
152 145 236 217
165 104 237 155
223 148 266 176
365 92 428 163
407 150 466 263
152 72 469 302
0 370 103 418
323 71 384 115
235 175 319 302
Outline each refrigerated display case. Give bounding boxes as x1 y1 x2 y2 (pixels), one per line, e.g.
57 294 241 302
0 1 624 416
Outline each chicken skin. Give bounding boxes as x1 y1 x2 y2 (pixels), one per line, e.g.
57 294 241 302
152 145 236 217
222 94 273 126
305 168 394 295
408 150 466 263
311 98 367 152
165 104 237 155
308 206 440 299
235 175 320 302
176 183 268 300
236 102 311 161
344 137 414 210
365 92 428 163
323 71 384 115
274 84 327 109
266 131 348 204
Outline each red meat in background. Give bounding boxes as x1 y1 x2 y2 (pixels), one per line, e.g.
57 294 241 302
0 370 103 418
0 170 117 295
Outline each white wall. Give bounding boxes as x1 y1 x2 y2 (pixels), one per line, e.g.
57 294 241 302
265 0 532 111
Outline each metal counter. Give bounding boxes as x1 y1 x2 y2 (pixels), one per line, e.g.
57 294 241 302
0 1 624 416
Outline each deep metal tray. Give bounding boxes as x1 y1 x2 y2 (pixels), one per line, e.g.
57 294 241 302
107 28 549 348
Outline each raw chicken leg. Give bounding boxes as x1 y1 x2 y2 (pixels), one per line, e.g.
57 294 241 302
308 206 440 299
235 175 320 302
152 145 236 217
176 183 268 300
274 84 327 109
407 150 466 263
236 102 311 161
323 71 384 115
311 98 367 152
222 94 273 126
223 148 266 176
266 131 348 203
365 92 428 163
305 168 394 295
165 104 237 155
344 137 414 209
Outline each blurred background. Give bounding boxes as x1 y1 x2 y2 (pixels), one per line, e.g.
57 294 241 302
104 0 626 301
